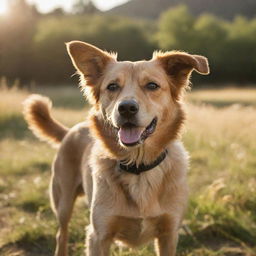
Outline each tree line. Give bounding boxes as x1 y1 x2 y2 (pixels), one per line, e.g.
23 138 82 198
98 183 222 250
0 1 256 86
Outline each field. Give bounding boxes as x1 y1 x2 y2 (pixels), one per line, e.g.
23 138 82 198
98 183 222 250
0 84 256 256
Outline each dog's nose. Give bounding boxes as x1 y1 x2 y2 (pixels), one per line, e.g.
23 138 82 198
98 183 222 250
118 100 139 118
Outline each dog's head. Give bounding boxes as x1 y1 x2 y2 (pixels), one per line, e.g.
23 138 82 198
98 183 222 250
67 41 209 159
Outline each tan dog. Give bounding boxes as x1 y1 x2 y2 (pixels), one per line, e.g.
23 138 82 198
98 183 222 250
23 41 209 256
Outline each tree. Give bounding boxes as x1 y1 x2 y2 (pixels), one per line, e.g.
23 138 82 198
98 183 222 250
48 7 65 16
0 0 39 83
72 0 99 15
8 0 39 18
157 5 195 51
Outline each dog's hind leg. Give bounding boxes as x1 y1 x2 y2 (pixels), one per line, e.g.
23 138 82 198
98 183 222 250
50 171 81 256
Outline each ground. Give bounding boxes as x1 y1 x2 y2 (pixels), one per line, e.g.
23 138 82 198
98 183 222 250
0 83 256 256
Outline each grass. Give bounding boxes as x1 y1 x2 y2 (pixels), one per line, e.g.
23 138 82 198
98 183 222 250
187 87 256 107
0 83 256 255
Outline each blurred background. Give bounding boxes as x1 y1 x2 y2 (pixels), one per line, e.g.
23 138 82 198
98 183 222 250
0 1 256 256
1 0 256 86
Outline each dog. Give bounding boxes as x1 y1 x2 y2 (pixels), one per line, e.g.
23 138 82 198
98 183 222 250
23 41 209 256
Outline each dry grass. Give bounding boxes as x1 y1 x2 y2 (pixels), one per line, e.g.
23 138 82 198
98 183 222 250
188 87 256 107
0 84 256 255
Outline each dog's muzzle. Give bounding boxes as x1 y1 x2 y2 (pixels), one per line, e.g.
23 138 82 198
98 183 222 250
118 100 139 119
115 100 157 147
117 117 157 147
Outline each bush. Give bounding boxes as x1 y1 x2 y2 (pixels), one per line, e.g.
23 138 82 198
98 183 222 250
157 5 256 83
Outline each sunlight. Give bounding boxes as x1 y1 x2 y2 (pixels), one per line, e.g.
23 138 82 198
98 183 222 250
93 0 129 11
26 0 129 12
0 0 8 15
27 0 72 13
0 0 130 15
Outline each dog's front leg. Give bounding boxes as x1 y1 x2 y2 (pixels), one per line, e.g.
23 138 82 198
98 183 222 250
154 231 179 256
86 226 112 256
86 168 115 256
154 215 181 256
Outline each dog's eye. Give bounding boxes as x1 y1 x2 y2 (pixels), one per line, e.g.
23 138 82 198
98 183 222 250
107 83 120 92
145 82 160 91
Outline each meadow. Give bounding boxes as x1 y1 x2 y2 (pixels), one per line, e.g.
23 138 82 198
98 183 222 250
0 83 256 256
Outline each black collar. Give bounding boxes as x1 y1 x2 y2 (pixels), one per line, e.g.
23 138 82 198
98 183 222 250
119 150 168 175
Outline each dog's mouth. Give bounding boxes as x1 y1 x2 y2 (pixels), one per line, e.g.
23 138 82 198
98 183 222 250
118 117 157 147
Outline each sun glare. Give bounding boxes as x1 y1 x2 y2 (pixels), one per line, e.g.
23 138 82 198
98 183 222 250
0 0 130 15
0 0 8 15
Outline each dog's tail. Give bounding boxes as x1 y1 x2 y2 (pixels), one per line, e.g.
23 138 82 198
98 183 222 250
23 94 69 147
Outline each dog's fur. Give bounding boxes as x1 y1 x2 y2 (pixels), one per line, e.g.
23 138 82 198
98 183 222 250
23 41 209 256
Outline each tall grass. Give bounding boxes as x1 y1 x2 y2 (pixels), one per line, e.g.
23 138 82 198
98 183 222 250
0 84 255 255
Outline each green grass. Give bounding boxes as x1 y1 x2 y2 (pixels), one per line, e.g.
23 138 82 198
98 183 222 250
0 84 256 255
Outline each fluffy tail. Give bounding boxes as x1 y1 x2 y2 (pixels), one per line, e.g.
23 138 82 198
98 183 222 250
23 94 69 146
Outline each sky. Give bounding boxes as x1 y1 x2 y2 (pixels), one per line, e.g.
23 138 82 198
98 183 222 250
0 0 129 14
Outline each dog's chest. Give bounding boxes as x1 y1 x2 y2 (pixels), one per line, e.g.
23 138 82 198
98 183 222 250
113 214 171 246
118 167 165 216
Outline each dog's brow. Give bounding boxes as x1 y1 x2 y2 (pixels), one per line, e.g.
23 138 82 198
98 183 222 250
103 74 122 87
136 69 162 87
108 78 120 84
140 76 160 85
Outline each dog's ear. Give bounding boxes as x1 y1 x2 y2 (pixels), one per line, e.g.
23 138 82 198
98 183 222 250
66 41 115 86
154 51 209 98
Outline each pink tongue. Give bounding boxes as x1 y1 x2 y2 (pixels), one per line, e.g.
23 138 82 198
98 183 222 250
118 127 144 144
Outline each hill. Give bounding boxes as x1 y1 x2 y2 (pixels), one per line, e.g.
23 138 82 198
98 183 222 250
107 0 256 20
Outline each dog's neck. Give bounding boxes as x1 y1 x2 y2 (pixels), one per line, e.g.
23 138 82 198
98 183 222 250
88 106 185 165
119 149 168 175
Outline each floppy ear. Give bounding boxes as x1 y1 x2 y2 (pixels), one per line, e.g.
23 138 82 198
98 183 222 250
155 51 209 98
66 41 115 86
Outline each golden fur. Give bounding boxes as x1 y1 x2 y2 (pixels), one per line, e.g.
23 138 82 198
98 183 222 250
23 94 68 146
23 41 209 256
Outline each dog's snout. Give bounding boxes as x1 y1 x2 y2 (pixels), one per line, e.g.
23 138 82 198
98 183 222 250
118 100 139 118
